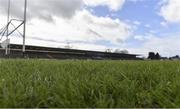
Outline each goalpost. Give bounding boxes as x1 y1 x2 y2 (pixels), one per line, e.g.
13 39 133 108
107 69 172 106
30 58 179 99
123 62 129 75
0 0 27 56
23 0 27 54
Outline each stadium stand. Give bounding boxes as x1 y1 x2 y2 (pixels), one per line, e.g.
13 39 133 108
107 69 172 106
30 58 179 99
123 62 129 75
0 44 140 60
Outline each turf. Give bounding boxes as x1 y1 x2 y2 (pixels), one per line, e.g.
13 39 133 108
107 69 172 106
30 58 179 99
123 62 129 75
0 59 180 108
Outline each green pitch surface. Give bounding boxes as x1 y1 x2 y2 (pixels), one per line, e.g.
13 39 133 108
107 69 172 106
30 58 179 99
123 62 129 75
0 59 180 108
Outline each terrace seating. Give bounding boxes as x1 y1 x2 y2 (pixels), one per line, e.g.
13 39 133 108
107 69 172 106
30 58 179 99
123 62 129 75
0 44 140 60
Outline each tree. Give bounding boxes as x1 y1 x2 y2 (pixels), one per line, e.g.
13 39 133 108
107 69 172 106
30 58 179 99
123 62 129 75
148 52 155 59
169 55 180 60
155 53 161 59
175 55 179 58
148 52 161 60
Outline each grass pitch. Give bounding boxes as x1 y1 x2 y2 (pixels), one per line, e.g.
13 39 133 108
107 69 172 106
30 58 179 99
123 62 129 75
0 59 180 108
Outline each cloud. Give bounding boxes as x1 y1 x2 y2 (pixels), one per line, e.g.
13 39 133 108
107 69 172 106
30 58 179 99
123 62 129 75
127 33 180 57
83 0 144 11
134 35 145 41
144 24 151 28
25 10 132 45
0 0 144 22
160 21 168 27
83 0 125 11
160 0 180 23
133 33 154 41
0 0 132 52
1 9 131 47
9 36 109 51
0 0 127 21
133 21 141 25
0 14 6 26
128 0 144 2
0 0 83 21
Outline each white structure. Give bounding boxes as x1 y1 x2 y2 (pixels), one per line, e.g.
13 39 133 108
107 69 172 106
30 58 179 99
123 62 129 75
1 38 10 49
0 0 27 55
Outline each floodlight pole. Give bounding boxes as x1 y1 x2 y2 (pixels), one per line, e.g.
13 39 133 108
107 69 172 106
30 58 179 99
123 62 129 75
23 0 27 54
7 0 10 35
5 0 10 55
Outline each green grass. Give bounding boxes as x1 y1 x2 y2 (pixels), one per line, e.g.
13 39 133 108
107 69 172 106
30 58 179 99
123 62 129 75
0 59 180 108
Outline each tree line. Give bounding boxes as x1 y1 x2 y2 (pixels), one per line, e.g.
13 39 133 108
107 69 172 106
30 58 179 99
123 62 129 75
148 52 180 60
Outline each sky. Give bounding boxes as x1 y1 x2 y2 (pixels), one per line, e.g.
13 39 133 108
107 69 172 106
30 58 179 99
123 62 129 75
0 0 180 57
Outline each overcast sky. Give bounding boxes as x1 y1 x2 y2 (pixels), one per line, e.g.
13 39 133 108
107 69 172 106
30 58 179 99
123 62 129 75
0 0 180 56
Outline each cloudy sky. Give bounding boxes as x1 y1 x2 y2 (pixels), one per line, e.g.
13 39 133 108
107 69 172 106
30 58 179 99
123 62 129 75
0 0 180 56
